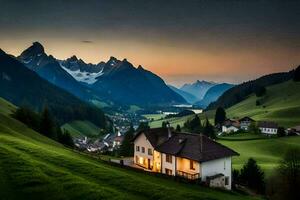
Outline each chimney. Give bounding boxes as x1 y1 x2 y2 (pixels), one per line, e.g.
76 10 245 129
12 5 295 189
166 122 172 138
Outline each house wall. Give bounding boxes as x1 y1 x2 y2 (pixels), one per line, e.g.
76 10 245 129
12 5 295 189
222 126 239 133
259 127 277 135
176 157 200 175
161 153 176 176
201 157 232 190
240 121 251 130
134 133 154 169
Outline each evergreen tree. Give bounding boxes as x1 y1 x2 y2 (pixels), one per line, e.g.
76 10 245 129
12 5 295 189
119 125 135 156
214 107 226 126
203 118 216 139
240 158 265 194
162 121 167 128
255 85 266 97
184 115 202 133
40 106 56 139
137 122 150 132
59 129 74 148
176 124 181 132
277 127 286 137
293 65 300 82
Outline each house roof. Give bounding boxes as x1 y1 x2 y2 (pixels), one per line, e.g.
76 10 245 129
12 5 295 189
133 128 239 162
239 116 255 122
258 121 278 129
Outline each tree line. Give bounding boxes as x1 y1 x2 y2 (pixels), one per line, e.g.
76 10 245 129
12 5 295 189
12 106 74 147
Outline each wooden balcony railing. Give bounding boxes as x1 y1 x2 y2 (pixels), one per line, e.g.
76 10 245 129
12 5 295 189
176 170 200 180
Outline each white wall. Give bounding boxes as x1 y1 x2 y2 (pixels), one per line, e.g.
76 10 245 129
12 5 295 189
161 153 176 176
259 127 277 135
222 126 239 133
134 133 154 168
201 157 232 190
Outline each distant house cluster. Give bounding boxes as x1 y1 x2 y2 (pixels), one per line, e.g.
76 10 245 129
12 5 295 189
74 132 124 153
221 117 279 135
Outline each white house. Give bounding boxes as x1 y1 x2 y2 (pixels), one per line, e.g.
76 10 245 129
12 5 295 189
258 121 278 135
239 117 255 131
222 125 239 133
133 127 239 190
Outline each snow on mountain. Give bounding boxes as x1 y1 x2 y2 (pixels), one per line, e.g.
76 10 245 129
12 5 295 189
60 63 104 84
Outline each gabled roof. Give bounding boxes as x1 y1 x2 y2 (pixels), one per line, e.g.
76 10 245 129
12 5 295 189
133 128 239 162
132 128 170 148
258 121 278 129
239 116 255 122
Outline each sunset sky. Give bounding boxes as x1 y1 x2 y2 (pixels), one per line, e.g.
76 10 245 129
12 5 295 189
0 0 299 86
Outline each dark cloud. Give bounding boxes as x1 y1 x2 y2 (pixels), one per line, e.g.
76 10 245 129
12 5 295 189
81 40 93 44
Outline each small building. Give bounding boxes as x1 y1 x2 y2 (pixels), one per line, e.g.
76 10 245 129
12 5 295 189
239 117 255 131
258 121 278 135
132 128 239 190
222 124 239 133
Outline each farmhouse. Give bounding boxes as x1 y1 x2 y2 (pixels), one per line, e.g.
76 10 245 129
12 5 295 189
239 117 255 130
133 127 239 190
222 124 239 133
221 119 240 133
258 121 278 135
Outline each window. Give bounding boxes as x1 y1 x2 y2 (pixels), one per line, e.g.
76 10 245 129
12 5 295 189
142 147 145 153
225 176 229 185
190 160 195 170
166 154 172 163
136 146 140 152
148 148 153 155
165 168 172 175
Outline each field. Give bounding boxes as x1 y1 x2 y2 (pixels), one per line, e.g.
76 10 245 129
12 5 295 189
62 120 101 138
226 80 300 127
0 98 258 200
218 133 300 177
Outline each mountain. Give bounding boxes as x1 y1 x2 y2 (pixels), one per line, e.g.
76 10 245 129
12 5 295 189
0 48 107 127
91 58 186 106
18 42 185 106
195 83 234 108
18 42 108 103
168 85 198 104
180 80 217 100
207 69 295 110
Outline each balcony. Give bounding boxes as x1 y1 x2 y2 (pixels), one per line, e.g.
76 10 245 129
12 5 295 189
176 170 200 180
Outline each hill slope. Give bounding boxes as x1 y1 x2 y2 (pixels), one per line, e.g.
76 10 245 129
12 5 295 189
207 70 295 110
226 80 300 127
0 99 256 200
218 133 300 177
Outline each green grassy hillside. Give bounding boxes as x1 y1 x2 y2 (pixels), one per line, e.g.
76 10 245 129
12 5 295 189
62 120 101 138
218 133 300 177
0 98 258 200
226 80 300 127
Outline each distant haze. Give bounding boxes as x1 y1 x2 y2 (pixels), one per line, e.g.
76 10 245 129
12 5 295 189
0 0 299 86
